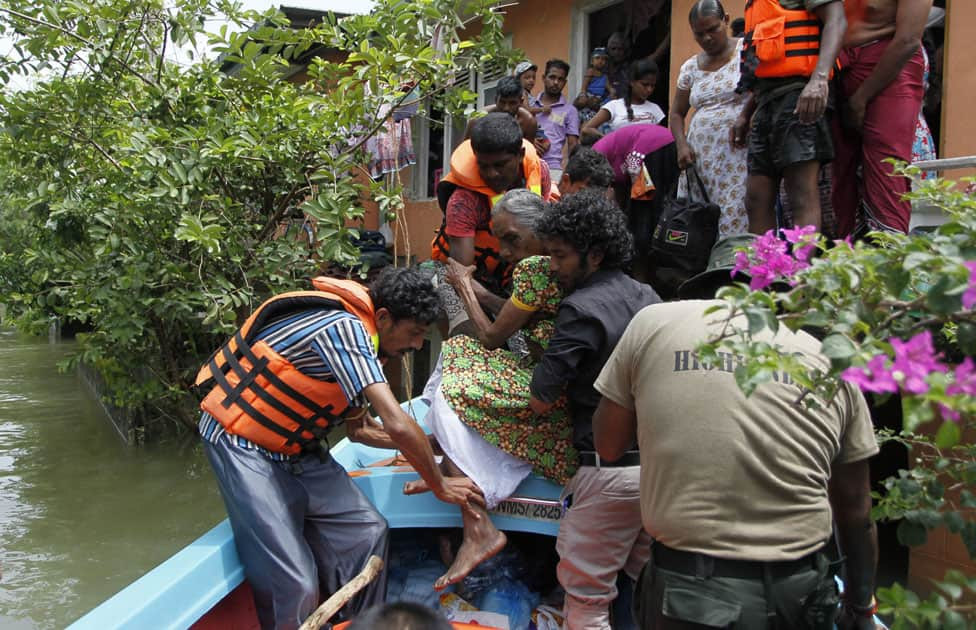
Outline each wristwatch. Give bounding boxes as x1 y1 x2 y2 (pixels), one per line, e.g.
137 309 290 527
844 594 878 617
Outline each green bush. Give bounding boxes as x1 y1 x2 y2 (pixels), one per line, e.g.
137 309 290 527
0 0 511 432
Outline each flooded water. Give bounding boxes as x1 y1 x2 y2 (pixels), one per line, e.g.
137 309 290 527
0 329 226 629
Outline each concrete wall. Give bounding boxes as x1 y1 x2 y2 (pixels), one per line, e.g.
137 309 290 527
907 427 976 598
506 1 574 72
940 0 975 178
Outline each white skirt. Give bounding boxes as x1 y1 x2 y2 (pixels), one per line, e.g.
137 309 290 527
422 359 532 509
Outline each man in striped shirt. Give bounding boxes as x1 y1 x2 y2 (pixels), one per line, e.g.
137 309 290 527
200 267 484 629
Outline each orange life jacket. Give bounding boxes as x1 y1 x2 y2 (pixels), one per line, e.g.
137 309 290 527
194 277 377 456
430 138 549 293
743 0 832 80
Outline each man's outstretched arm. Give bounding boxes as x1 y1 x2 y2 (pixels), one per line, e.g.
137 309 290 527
364 382 485 515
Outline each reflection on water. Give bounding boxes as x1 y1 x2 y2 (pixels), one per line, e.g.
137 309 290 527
0 329 225 629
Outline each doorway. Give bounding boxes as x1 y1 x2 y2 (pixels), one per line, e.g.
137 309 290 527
573 0 673 117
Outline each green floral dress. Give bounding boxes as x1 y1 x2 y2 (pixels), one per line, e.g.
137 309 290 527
440 255 578 484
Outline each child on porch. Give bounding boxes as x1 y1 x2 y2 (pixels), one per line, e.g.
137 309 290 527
574 47 615 124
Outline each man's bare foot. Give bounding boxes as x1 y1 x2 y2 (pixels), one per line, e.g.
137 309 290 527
433 506 506 591
403 478 431 495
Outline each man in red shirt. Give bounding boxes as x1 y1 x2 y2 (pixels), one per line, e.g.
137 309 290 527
429 113 554 336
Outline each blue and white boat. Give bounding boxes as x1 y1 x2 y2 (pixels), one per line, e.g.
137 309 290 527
68 398 563 629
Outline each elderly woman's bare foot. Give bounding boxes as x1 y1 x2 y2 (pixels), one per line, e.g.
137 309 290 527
433 505 506 591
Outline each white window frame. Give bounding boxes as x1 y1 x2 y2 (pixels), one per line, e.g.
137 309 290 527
407 34 515 197
442 33 513 176
476 33 513 110
569 0 622 98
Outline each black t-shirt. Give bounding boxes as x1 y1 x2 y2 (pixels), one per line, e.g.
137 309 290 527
530 269 660 450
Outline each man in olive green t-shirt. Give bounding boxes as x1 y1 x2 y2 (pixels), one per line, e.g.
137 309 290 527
593 299 879 629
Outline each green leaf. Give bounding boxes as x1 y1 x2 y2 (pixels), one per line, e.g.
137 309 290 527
936 580 964 601
926 274 963 315
745 308 767 335
943 511 965 534
942 610 968 630
903 251 932 270
934 420 962 449
800 310 830 328
961 490 976 509
955 322 976 356
897 519 929 547
961 522 976 560
821 333 856 360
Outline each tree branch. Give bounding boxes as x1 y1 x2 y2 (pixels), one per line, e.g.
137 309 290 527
66 133 124 171
0 6 160 89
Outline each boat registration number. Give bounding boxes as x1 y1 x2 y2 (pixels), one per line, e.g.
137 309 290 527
491 498 562 522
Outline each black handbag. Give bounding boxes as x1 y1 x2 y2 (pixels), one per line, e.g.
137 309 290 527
649 167 721 298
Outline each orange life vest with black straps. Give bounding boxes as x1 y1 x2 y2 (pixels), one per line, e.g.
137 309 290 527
430 138 550 294
743 0 833 80
194 277 378 456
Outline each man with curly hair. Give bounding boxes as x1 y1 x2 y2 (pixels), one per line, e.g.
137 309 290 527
528 190 661 629
196 267 484 629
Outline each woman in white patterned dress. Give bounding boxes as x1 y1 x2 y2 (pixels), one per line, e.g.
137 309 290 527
669 0 748 237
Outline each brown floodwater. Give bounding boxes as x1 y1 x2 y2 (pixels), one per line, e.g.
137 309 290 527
0 328 225 629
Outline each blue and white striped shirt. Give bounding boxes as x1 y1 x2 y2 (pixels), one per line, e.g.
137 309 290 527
199 308 386 459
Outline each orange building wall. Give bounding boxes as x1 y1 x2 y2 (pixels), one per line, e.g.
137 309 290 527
940 0 976 179
505 2 574 73
908 424 976 599
670 0 698 112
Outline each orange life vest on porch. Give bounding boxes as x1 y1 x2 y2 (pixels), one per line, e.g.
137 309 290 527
194 277 377 456
743 0 832 80
430 139 548 292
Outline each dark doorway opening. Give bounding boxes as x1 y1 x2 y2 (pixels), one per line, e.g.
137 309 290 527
587 1 672 117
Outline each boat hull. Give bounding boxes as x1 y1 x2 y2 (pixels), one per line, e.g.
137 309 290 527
68 398 562 629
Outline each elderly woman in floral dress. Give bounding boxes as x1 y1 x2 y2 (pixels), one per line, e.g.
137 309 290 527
406 188 575 591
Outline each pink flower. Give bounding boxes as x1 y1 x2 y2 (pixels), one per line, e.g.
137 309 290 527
832 236 854 251
782 225 819 264
732 251 751 278
842 355 899 394
781 225 816 247
748 264 778 291
962 261 976 310
947 357 976 397
890 331 946 394
937 358 973 422
938 404 961 423
732 229 824 290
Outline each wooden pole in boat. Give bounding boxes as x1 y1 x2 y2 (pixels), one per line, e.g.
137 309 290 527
298 554 385 630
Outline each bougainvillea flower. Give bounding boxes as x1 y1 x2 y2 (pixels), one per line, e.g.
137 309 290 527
842 355 899 394
947 357 976 397
962 261 976 310
890 331 946 394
